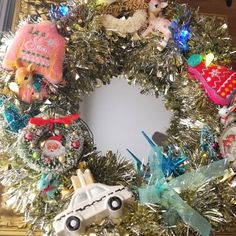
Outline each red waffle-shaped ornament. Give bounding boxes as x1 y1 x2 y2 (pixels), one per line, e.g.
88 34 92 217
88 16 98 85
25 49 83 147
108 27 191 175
187 55 236 106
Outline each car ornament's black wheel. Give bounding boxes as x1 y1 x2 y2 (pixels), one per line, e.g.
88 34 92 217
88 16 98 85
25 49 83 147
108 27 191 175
108 196 122 211
66 216 81 231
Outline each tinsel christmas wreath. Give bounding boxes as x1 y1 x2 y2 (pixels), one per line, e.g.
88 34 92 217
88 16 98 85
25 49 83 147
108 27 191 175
0 0 236 236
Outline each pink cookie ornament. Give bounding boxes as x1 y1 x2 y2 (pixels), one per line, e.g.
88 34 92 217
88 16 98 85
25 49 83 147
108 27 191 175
2 21 65 85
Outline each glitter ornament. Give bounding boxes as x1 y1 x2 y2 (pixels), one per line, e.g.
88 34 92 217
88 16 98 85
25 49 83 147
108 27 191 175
17 114 85 173
2 21 66 103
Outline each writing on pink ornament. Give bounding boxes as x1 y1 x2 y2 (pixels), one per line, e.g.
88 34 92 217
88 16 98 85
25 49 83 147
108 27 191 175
24 37 49 54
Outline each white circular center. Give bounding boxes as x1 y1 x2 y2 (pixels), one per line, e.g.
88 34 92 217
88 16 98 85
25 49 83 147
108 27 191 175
80 77 172 159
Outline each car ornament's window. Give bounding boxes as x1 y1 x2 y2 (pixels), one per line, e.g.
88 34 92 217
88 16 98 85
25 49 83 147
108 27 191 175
90 186 106 196
72 192 88 205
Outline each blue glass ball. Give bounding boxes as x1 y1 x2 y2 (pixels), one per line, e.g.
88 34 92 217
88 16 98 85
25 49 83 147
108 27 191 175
59 5 69 17
187 54 203 67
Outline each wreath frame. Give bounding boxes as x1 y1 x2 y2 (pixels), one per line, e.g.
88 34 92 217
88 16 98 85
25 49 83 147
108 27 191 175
17 118 85 174
0 0 236 236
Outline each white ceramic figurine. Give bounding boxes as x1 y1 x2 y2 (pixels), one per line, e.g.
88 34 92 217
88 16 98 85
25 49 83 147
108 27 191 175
53 169 134 235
